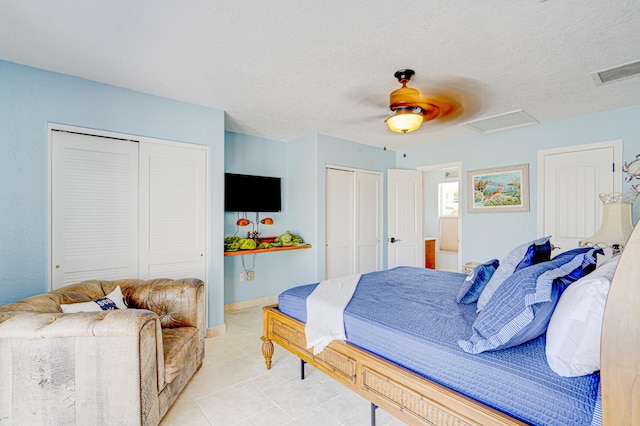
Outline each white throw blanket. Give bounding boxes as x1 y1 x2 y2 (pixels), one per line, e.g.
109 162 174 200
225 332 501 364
305 274 362 355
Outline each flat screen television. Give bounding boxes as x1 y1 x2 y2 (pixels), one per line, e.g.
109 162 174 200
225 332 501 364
224 173 281 212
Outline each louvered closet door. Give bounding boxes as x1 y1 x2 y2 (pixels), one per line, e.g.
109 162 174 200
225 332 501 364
138 142 206 280
51 131 139 289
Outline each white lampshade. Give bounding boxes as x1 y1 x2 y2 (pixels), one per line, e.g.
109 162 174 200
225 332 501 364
581 193 637 249
385 110 423 133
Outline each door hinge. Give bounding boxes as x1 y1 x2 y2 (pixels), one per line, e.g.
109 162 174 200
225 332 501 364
612 162 615 172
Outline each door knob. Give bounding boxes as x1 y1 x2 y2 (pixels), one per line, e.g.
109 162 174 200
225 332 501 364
389 237 401 243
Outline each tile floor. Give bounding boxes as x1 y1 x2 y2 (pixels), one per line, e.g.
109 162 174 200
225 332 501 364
160 306 406 426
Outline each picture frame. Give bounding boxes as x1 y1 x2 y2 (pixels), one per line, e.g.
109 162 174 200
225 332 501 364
467 163 529 213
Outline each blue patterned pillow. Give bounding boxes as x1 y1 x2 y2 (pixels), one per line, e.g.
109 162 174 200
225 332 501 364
551 247 600 287
476 236 551 311
458 247 602 354
456 259 500 304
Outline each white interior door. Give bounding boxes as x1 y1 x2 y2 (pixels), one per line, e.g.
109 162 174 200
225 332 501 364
355 171 382 274
139 141 207 280
51 131 139 289
540 142 620 253
326 168 355 278
388 169 423 268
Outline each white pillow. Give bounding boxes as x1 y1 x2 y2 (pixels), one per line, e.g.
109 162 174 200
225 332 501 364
545 256 619 377
60 286 128 313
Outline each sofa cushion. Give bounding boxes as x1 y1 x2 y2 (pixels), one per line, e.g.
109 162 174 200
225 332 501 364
125 278 202 328
162 327 199 384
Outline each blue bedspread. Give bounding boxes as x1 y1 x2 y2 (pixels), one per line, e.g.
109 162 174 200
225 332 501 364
278 266 600 426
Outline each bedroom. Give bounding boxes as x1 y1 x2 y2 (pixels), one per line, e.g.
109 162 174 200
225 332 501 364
1 1 640 424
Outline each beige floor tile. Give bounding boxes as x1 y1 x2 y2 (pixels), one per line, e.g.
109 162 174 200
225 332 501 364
284 407 343 425
160 392 211 425
160 306 409 426
195 381 273 425
263 376 340 420
247 405 293 425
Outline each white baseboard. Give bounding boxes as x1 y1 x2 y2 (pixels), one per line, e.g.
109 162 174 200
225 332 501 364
206 324 226 338
205 295 278 338
224 295 278 312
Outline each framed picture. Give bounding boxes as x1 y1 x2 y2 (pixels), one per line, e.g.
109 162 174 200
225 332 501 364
467 163 529 213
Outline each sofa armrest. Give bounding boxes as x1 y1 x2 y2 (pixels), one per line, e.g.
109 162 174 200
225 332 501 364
123 278 205 331
0 309 164 425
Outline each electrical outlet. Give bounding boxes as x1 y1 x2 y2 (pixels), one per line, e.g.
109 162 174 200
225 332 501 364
247 271 254 281
239 272 245 281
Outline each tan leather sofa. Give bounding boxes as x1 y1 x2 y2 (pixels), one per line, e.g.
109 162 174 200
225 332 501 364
0 278 205 425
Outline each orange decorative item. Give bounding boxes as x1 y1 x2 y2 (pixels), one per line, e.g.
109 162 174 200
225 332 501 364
236 218 251 227
260 217 274 225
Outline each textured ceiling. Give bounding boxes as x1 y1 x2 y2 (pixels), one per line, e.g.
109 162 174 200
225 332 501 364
1 1 640 149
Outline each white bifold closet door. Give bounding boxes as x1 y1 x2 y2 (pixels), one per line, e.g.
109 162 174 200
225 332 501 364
51 131 139 288
138 142 206 280
50 130 206 290
325 167 381 279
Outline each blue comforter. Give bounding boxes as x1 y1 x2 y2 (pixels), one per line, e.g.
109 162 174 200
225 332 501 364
278 266 600 426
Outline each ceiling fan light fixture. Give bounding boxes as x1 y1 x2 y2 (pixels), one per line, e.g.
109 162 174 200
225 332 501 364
385 107 424 133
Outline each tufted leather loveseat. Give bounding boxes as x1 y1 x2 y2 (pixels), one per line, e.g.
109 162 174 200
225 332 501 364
0 278 205 425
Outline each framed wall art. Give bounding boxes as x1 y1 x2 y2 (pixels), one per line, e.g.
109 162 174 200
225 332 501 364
467 163 529 213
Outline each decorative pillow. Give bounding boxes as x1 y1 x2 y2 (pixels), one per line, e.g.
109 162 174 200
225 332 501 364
60 286 128 313
456 259 500 304
458 247 602 354
546 256 620 377
476 236 551 311
551 247 600 287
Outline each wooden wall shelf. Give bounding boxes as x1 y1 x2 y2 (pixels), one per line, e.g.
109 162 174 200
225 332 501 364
224 244 312 257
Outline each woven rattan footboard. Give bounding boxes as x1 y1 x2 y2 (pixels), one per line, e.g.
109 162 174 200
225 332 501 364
261 304 526 426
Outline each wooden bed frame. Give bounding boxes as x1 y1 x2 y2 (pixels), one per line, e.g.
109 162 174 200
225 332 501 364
261 223 640 425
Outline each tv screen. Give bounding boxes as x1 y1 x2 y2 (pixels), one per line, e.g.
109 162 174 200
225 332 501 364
224 173 282 212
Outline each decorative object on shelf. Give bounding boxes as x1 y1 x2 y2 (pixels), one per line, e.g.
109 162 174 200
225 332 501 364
223 231 306 253
623 153 640 195
466 163 529 213
580 192 638 256
235 213 275 243
385 69 462 134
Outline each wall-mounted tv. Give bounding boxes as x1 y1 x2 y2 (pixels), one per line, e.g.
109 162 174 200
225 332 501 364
224 173 282 212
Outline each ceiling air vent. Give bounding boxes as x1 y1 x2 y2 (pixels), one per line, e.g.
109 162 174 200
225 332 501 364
461 110 539 134
591 60 640 86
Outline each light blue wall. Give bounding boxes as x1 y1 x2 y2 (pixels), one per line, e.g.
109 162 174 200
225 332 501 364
398 105 640 263
220 132 315 303
223 132 396 304
0 60 226 328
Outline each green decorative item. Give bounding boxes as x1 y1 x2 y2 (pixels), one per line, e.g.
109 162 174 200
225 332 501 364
274 231 303 247
224 236 242 252
239 239 257 250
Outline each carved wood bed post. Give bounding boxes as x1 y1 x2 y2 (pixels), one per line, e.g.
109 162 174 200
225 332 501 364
261 336 274 370
601 221 640 425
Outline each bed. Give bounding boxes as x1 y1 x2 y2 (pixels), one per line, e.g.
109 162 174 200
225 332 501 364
261 224 640 425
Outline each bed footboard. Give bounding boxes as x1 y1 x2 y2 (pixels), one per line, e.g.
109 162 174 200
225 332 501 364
262 304 525 426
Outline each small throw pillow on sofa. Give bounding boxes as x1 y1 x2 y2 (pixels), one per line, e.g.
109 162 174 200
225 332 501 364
546 256 619 377
457 259 500 304
476 236 551 311
60 286 128 313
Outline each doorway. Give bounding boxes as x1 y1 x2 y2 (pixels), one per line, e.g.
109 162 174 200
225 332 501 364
420 163 462 271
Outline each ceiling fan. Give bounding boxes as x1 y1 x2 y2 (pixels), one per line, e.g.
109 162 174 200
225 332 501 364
385 69 463 133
